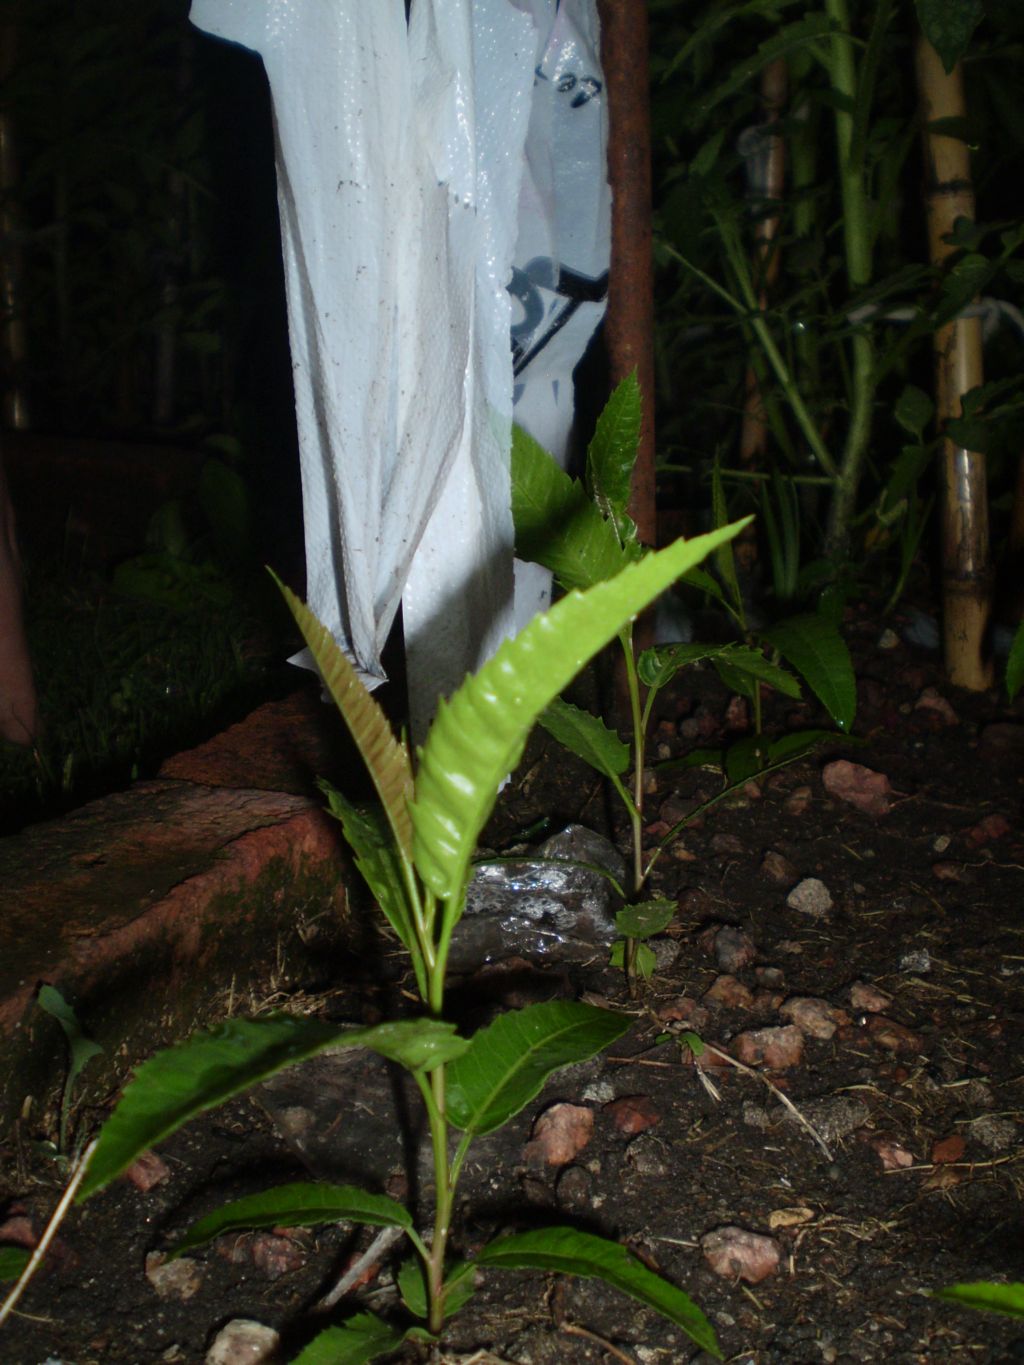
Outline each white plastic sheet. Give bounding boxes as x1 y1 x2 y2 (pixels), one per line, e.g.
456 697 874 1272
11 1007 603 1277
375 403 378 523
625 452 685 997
190 0 608 735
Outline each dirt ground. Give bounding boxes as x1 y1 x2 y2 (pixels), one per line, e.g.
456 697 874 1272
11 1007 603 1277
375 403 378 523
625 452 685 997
2 595 1023 1364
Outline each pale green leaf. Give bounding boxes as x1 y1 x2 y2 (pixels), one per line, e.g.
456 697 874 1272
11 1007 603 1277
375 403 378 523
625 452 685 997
289 1313 408 1365
477 1227 721 1357
446 1001 629 1137
511 424 632 589
640 642 800 698
79 1016 466 1201
397 1256 476 1320
170 1182 411 1259
931 1281 1024 1319
586 371 642 545
537 698 629 779
411 522 748 903
760 614 856 731
272 573 414 858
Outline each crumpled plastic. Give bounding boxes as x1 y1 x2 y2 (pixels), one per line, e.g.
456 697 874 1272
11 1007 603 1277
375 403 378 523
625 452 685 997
189 0 608 735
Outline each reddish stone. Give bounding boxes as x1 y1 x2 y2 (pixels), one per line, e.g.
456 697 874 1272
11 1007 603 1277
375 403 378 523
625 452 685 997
604 1095 661 1136
931 1134 966 1165
731 1025 804 1070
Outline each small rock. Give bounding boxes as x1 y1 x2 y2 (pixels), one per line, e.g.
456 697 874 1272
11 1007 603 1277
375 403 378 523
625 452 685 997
931 1135 966 1165
865 1015 924 1055
899 949 932 974
524 1103 594 1167
124 1150 172 1193
555 1165 593 1213
0 1214 35 1248
710 832 746 856
145 1251 203 1302
655 996 710 1029
623 1134 670 1177
822 760 894 817
779 996 849 1040
604 1095 661 1136
760 849 797 884
932 834 951 853
968 1114 1018 1152
786 877 834 918
755 965 786 988
724 696 749 731
249 1230 310 1280
932 861 967 882
205 1319 280 1365
849 981 892 1013
580 1078 616 1104
742 1102 772 1130
713 926 757 973
966 812 1011 847
877 627 900 650
704 974 755 1010
787 1095 869 1144
732 1025 804 1070
867 1136 914 1171
784 785 812 816
701 1226 781 1284
913 687 958 725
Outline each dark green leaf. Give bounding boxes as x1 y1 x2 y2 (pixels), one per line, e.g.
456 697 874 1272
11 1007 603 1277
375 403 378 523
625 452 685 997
944 416 989 454
397 1257 476 1320
615 900 676 939
0 1247 29 1281
446 1002 629 1136
760 614 856 731
586 372 642 545
477 1227 721 1357
37 985 104 1087
893 385 934 441
915 0 984 72
289 1313 409 1364
79 1016 467 1201
537 699 629 779
170 1182 411 1259
511 425 632 590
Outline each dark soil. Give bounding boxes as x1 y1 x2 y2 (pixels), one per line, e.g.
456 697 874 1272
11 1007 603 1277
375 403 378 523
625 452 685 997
2 598 1024 1364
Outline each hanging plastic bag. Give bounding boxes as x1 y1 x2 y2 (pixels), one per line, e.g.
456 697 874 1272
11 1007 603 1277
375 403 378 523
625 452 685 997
189 0 609 735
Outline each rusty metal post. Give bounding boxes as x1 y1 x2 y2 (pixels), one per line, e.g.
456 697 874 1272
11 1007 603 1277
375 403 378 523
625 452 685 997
597 0 656 548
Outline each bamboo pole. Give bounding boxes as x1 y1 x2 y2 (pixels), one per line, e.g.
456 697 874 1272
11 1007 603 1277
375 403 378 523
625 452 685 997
597 0 656 549
915 34 992 690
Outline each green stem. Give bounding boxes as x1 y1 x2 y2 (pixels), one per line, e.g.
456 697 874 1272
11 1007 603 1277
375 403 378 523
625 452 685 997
822 0 877 556
417 1064 453 1336
620 628 646 900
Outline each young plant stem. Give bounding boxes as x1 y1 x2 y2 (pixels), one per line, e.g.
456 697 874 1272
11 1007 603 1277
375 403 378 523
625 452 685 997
419 1064 454 1335
822 0 877 556
619 627 647 988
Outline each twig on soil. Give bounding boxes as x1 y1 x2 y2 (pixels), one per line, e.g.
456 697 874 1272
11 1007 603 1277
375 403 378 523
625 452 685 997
314 1224 405 1311
0 1139 96 1329
560 1320 637 1364
695 1041 834 1161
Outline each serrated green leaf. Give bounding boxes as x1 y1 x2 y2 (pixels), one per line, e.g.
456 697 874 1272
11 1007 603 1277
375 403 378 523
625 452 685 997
634 942 658 980
537 698 629 779
615 899 676 939
446 1001 629 1137
476 1227 721 1357
0 1246 29 1281
78 1016 467 1201
170 1182 411 1259
586 371 642 545
760 613 856 731
318 783 422 991
511 425 632 589
638 642 726 689
271 572 413 859
932 1281 1024 1319
289 1313 409 1365
1008 620 1024 701
411 522 748 903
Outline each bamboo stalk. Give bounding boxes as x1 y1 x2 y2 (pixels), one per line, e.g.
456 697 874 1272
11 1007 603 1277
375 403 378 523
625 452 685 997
914 34 993 690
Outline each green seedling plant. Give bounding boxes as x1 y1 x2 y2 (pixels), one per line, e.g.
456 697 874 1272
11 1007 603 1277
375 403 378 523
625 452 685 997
931 1281 1024 1320
60 526 746 1363
513 374 855 988
35 985 103 1158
